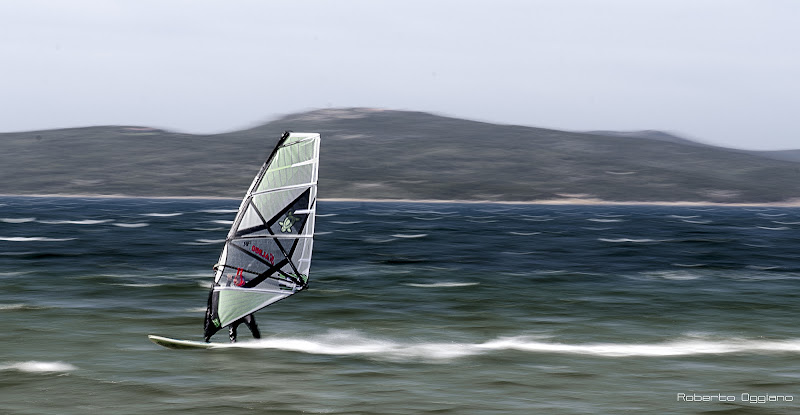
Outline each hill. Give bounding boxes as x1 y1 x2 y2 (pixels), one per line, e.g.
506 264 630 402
2 108 800 204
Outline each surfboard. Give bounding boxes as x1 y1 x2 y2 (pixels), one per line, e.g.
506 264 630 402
148 335 222 350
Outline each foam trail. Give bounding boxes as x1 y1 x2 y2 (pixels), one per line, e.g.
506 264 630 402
479 336 800 357
214 330 476 360
204 332 800 360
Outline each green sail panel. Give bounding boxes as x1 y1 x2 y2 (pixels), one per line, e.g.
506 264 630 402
217 289 288 328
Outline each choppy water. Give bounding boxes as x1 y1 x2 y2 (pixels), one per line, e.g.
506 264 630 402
1 196 799 414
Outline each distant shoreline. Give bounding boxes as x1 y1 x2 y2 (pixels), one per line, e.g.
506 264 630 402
3 193 800 207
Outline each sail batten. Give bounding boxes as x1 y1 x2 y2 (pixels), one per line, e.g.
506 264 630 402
204 132 320 339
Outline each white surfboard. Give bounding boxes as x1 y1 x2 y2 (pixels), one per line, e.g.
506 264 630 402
148 335 223 350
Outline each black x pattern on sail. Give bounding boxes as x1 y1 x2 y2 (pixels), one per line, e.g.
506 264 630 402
230 188 312 287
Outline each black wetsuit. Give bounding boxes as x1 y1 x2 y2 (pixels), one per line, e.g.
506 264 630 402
228 314 260 342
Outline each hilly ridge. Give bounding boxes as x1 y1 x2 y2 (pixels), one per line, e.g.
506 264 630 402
2 108 800 204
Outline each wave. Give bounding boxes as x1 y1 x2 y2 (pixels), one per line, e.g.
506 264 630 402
1 217 36 223
587 218 624 223
404 282 479 288
391 233 427 238
113 223 150 228
0 361 77 373
508 231 541 236
182 239 225 245
0 303 44 310
0 236 76 242
39 219 113 225
672 263 708 268
757 226 790 231
198 209 238 214
141 212 183 217
681 219 712 224
210 220 234 225
598 238 667 243
200 331 800 359
637 271 702 280
364 238 396 244
111 283 164 288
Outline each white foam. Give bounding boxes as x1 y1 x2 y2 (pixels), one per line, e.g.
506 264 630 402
1 217 36 223
182 239 225 245
212 330 476 360
214 332 800 360
391 233 428 238
479 336 800 357
757 226 790 231
113 223 150 228
0 303 30 310
204 331 800 360
199 209 238 214
39 219 112 225
0 236 76 242
0 361 77 373
599 238 667 243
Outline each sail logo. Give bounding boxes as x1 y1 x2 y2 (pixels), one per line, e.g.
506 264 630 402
279 211 299 233
251 245 275 264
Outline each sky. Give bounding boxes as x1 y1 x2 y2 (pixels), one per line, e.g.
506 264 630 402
1 0 798 150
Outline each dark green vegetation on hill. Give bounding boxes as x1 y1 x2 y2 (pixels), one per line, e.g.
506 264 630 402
2 108 800 203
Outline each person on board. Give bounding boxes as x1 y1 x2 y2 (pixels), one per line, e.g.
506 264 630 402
228 314 261 343
214 263 261 343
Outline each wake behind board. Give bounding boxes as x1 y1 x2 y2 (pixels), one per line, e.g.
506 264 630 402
148 335 222 350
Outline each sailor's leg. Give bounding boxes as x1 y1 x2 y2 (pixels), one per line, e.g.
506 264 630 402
228 323 238 343
244 314 261 339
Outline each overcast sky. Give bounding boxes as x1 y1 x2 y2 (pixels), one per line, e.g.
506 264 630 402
1 0 797 150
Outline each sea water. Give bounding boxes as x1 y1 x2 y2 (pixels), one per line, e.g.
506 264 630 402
1 196 799 414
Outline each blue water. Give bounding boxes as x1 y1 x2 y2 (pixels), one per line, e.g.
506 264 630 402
1 196 799 414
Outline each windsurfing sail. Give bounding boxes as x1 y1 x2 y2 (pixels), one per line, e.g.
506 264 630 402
204 131 320 340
